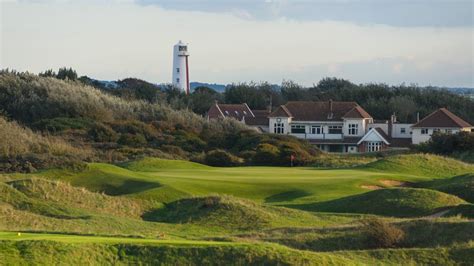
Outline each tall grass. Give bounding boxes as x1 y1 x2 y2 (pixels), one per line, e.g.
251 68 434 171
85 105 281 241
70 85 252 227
0 116 88 158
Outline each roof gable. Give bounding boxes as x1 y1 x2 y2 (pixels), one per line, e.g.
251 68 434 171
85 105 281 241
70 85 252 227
358 128 390 145
269 105 293 118
412 108 472 128
343 106 372 119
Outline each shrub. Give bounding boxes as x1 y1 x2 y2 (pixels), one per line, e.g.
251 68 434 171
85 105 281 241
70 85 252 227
88 123 119 142
32 117 94 133
118 133 147 147
204 149 243 167
360 218 405 248
253 143 280 165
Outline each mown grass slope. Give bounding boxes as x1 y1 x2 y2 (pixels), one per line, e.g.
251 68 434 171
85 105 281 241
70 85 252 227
363 154 474 178
416 173 474 202
37 154 473 208
290 188 466 217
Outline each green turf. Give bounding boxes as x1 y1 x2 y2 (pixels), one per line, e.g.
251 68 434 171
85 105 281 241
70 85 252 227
289 188 466 217
416 173 474 203
35 154 474 207
1 153 473 265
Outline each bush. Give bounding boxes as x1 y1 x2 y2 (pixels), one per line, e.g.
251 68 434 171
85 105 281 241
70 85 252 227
204 149 243 167
118 133 147 147
253 144 280 165
32 117 94 133
360 218 405 248
88 124 118 142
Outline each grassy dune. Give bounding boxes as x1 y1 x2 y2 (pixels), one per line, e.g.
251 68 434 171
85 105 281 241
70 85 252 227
1 153 473 264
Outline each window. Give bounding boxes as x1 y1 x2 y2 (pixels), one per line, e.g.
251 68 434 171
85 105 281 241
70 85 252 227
179 46 187 52
311 126 322 134
274 123 284 134
328 125 342 134
433 128 441 134
176 78 180 83
446 129 452 134
421 128 429 135
348 124 358 135
291 125 305 134
176 68 180 73
400 128 406 134
367 141 382 152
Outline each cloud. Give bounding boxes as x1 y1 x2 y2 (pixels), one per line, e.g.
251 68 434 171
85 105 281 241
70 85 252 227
133 0 473 27
1 1 473 87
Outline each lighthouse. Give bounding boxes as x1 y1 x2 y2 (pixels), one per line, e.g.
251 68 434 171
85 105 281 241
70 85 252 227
172 41 190 94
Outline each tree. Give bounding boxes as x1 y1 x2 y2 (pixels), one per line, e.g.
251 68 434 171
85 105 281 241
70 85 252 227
56 67 78 80
190 86 222 115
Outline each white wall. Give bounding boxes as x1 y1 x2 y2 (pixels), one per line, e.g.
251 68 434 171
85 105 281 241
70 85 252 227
392 123 413 138
269 117 291 134
343 119 366 137
412 127 462 144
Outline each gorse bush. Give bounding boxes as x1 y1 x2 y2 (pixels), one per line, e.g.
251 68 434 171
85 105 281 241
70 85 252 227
360 218 405 248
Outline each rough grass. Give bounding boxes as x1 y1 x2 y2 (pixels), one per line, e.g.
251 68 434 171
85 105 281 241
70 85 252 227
0 233 472 265
364 154 474 178
142 195 361 230
1 154 472 264
7 178 152 219
289 188 466 217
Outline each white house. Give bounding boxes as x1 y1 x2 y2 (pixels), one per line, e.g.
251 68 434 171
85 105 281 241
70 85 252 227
411 108 473 144
268 100 396 153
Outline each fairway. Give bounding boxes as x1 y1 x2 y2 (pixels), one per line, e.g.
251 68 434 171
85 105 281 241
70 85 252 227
37 155 473 206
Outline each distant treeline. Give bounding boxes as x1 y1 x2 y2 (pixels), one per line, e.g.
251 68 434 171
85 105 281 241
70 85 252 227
78 73 474 124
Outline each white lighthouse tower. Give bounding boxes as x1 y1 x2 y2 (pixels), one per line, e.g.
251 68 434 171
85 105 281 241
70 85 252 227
172 41 190 94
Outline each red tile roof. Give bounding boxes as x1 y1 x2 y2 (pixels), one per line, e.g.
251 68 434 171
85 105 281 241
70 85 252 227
412 108 472 128
269 101 371 121
343 106 372 119
268 105 293 118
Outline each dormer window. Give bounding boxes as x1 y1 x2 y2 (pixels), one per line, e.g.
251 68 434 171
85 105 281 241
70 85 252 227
225 111 229 115
235 111 239 115
243 111 247 115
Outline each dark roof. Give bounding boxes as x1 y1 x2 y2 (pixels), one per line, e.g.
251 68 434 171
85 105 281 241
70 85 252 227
374 127 390 142
245 116 269 126
208 103 254 120
270 101 370 121
343 106 372 119
244 109 269 126
389 138 412 148
412 108 472 128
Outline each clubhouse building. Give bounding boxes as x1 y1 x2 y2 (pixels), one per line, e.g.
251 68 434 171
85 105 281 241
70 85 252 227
207 101 472 153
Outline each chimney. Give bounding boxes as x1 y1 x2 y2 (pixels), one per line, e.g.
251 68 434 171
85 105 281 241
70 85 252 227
388 113 396 138
327 99 334 119
417 112 420 122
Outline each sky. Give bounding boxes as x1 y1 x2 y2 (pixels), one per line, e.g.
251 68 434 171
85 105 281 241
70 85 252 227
1 0 473 87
